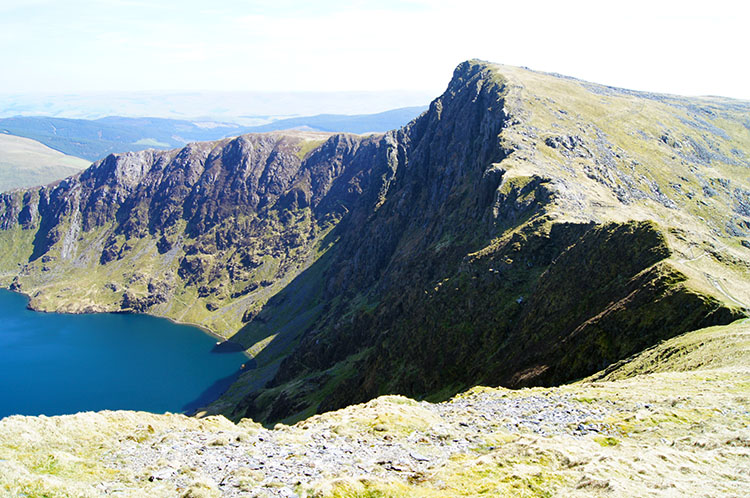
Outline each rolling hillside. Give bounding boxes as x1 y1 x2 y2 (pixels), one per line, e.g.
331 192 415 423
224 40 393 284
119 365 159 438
0 134 89 192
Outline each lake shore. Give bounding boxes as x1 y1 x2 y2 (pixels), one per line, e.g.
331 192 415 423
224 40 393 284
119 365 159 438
0 288 248 419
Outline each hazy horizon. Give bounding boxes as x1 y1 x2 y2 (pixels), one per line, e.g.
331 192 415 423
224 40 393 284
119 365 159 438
0 90 433 122
1 0 748 103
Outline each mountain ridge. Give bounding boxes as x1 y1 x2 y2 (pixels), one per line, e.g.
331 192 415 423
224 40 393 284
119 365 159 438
0 106 428 163
225 61 748 422
0 60 748 425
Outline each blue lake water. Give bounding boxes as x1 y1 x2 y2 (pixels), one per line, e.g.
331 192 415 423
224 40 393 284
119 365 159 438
0 289 248 419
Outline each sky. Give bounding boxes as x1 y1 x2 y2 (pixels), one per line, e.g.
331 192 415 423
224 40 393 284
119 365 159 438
0 0 748 100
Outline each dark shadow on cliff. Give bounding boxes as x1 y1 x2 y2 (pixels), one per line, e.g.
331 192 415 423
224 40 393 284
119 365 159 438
215 230 339 416
227 225 339 350
212 341 247 353
29 215 55 261
182 369 246 414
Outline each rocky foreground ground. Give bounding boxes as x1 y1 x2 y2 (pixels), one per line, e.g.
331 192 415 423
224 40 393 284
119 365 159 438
1 350 749 498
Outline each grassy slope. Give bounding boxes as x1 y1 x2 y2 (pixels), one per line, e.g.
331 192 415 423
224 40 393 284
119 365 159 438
0 191 331 344
315 335 750 498
0 134 89 192
489 63 750 308
588 317 750 380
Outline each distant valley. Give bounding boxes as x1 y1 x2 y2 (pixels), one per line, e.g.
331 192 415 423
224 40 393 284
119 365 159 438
0 107 428 162
0 90 433 123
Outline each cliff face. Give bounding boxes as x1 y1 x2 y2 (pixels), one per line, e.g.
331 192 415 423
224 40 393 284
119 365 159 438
0 131 392 332
229 63 748 422
0 61 748 423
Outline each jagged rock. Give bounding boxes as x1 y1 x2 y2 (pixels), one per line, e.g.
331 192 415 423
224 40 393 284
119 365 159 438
241 307 259 323
156 235 173 254
121 280 171 312
100 246 118 264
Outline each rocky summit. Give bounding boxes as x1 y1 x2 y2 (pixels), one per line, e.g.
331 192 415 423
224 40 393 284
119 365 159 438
0 59 749 495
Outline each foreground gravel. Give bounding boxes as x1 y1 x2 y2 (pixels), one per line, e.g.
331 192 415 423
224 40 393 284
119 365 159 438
4 368 748 497
105 390 620 497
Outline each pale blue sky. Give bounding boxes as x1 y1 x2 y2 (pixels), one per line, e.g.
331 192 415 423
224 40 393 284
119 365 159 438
1 0 748 99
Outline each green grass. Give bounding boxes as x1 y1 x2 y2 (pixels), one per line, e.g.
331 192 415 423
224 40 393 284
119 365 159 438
594 436 619 447
295 138 327 160
587 318 750 381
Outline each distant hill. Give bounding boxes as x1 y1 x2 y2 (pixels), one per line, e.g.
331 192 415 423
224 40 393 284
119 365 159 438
0 134 89 192
243 106 427 134
0 116 244 162
0 90 433 122
0 107 428 162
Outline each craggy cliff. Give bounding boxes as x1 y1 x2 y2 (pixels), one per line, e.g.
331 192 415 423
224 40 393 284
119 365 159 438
1 61 749 424
0 130 388 333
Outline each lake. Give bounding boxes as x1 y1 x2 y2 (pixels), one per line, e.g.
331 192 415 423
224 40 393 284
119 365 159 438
0 289 248 419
